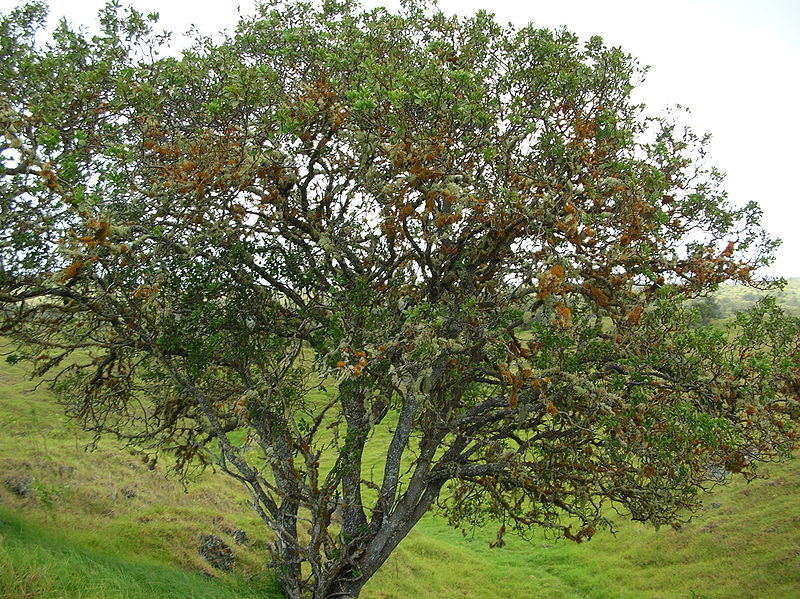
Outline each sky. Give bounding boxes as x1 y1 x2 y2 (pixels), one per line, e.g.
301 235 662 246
2 0 798 278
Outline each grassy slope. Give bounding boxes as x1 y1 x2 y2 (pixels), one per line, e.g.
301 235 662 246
0 348 281 598
1 283 799 599
713 277 800 316
0 509 281 599
364 456 800 599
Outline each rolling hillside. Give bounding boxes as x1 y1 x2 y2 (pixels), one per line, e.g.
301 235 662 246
1 283 799 599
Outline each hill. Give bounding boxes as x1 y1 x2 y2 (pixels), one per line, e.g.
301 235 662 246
2 331 799 598
712 277 800 316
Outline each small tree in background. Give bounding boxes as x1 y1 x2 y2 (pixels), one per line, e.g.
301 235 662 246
1 1 798 597
692 295 724 326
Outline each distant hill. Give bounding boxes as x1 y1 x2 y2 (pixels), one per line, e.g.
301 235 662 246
702 277 800 317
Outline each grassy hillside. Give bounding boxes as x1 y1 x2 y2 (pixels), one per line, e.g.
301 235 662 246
2 302 799 599
0 509 281 599
363 459 800 599
0 346 283 598
712 277 800 316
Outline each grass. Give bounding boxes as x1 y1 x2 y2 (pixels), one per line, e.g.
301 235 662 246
0 508 280 599
363 456 800 599
712 277 800 316
2 277 800 599
0 347 278 596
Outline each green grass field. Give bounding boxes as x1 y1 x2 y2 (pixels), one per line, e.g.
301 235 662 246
712 277 800 316
1 284 799 599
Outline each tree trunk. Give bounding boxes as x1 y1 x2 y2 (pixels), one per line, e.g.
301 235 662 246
316 570 366 599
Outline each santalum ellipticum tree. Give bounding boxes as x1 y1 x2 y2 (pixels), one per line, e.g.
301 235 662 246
1 1 799 597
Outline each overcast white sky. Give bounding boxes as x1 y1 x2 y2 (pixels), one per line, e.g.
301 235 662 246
3 0 798 278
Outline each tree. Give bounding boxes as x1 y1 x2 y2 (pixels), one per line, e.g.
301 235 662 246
1 1 798 597
692 295 724 326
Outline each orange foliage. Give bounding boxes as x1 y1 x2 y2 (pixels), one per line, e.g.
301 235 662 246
88 219 110 243
539 263 566 299
555 303 572 325
627 305 644 325
719 241 735 259
399 203 415 219
574 117 596 138
584 283 609 306
61 259 84 281
133 285 158 300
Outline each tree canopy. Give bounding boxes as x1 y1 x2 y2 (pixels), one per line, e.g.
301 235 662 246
1 1 798 597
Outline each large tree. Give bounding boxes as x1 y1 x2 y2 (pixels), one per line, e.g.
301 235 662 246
1 1 798 597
